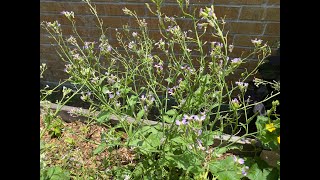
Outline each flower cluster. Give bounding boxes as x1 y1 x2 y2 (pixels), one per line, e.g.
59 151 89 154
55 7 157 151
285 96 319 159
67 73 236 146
80 91 91 101
235 81 249 92
251 38 263 46
61 11 74 19
233 156 249 176
175 112 206 126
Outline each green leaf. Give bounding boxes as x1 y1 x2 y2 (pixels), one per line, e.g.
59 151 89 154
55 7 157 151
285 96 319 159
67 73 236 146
46 166 70 180
247 163 279 180
102 86 109 94
171 136 187 146
163 115 173 123
165 109 177 116
40 141 45 151
136 109 145 121
247 163 265 180
209 156 242 180
165 77 173 84
202 131 217 146
127 95 138 115
97 111 110 123
93 142 107 155
145 131 163 148
166 151 203 174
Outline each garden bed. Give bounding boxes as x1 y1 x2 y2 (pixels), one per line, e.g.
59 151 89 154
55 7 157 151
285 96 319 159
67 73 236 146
40 102 279 179
41 102 269 155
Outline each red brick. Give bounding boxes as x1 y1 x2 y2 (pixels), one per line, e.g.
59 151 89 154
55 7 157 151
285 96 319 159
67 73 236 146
264 8 280 21
166 0 213 3
267 0 280 5
215 6 241 20
264 23 280 35
233 35 280 47
239 7 265 20
175 18 194 31
161 5 183 17
229 46 253 58
214 0 265 5
100 16 131 28
105 4 146 16
130 17 159 30
189 5 240 20
225 22 264 35
40 2 63 12
40 53 60 62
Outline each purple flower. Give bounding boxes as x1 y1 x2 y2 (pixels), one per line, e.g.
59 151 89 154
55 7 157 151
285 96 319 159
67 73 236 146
166 26 171 32
140 94 146 102
84 42 90 49
238 158 245 164
168 88 174 95
106 45 112 52
154 63 163 70
109 93 114 99
231 58 241 64
197 23 204 29
194 112 206 121
175 120 181 126
242 166 249 176
231 98 239 104
233 155 237 162
197 139 205 150
235 81 248 88
208 9 213 17
183 114 191 121
116 91 120 96
199 8 203 16
197 129 202 136
181 119 187 125
128 41 135 49
241 169 247 176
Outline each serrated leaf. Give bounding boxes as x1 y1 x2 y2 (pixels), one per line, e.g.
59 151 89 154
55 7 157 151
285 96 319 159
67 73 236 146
163 115 173 123
93 143 107 155
166 151 203 174
247 163 278 180
209 156 243 180
171 136 187 146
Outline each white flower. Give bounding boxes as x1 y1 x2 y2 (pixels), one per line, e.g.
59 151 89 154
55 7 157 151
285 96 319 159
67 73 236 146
251 38 263 45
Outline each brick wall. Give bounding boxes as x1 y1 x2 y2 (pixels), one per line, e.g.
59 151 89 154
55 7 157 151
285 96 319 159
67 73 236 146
40 0 280 83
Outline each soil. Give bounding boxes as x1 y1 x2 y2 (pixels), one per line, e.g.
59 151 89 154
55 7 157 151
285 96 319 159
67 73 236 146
40 114 135 178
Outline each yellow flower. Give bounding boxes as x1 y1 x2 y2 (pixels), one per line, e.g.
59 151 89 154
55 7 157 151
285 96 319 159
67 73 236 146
265 123 276 132
277 136 280 144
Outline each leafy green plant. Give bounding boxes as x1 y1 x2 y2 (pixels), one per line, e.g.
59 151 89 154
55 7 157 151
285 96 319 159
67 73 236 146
40 0 280 179
40 166 70 180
